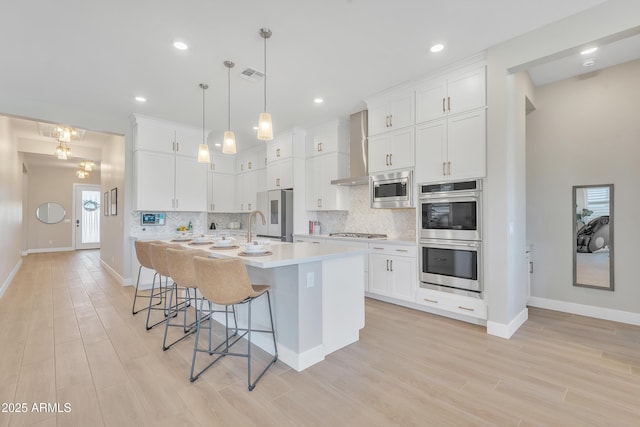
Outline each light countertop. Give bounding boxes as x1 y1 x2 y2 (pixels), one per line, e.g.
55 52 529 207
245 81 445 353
293 234 416 246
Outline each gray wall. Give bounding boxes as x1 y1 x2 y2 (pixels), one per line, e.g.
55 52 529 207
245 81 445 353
526 59 640 313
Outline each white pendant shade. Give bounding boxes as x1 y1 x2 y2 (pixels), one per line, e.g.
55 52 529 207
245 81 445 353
197 143 211 163
222 130 237 154
257 112 273 141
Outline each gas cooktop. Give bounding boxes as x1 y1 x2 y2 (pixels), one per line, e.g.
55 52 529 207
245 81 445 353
329 232 387 239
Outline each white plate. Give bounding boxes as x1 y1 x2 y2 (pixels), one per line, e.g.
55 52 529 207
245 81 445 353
244 247 267 254
215 240 235 247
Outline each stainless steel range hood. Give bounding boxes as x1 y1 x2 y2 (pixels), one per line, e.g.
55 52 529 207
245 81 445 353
331 110 369 186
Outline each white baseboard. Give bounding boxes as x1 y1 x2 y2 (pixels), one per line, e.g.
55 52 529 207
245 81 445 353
528 296 640 326
28 247 73 253
0 258 23 300
99 259 127 286
20 251 28 256
487 307 529 339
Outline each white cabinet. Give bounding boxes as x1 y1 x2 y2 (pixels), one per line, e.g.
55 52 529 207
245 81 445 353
416 66 486 124
134 150 207 212
237 146 266 172
209 154 236 174
266 130 304 163
368 244 416 302
368 127 415 173
293 236 325 245
305 119 349 158
236 169 264 212
267 158 293 190
132 115 208 211
306 154 349 211
415 109 486 183
415 287 487 320
367 89 415 136
207 172 235 212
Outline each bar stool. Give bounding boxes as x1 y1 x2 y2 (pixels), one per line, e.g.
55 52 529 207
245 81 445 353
131 240 164 315
163 248 238 351
191 257 278 390
146 242 185 330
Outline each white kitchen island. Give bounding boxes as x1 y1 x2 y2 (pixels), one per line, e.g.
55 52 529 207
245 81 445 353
165 240 368 371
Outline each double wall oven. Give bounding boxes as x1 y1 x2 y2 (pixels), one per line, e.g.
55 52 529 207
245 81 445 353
418 180 483 297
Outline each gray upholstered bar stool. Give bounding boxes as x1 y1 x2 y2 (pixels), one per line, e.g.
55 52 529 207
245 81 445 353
191 257 278 390
163 248 237 351
131 240 164 315
146 242 185 330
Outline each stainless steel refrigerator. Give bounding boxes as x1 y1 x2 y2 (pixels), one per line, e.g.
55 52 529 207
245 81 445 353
255 189 293 242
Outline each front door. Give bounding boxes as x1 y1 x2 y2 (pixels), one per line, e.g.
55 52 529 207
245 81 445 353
74 184 101 250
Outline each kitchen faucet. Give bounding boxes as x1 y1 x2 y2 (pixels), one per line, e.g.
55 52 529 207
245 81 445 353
247 210 266 242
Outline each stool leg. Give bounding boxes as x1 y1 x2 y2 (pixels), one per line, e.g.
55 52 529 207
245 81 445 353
247 291 278 391
132 268 162 315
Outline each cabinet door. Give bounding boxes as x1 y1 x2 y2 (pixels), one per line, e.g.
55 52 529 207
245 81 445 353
368 134 390 174
236 173 245 211
415 120 447 183
135 122 175 154
209 173 236 212
243 170 258 211
446 66 486 116
174 126 203 157
267 159 293 190
305 157 321 210
389 255 416 302
210 154 235 174
321 154 350 211
134 151 174 211
175 155 207 211
388 91 415 130
368 254 390 296
447 110 486 180
387 127 415 170
367 101 391 137
267 133 292 163
416 78 447 123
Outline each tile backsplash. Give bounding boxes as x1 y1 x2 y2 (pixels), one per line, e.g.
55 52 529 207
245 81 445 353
317 186 416 240
130 211 247 237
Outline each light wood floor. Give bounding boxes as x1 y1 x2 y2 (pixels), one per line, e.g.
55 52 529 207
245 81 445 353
1 250 639 426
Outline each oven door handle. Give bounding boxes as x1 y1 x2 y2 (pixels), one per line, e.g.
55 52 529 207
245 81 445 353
421 240 480 249
419 192 481 201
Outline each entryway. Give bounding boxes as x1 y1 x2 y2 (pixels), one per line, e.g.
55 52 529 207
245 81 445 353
73 183 101 250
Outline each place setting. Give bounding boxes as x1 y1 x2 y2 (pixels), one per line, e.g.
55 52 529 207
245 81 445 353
209 236 240 250
188 235 214 245
238 241 272 257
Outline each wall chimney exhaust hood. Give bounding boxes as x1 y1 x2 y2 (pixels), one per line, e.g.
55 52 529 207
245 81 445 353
331 110 369 186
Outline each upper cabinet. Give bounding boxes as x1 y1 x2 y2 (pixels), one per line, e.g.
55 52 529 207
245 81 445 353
368 127 415 174
132 115 208 212
367 89 415 137
237 145 266 173
207 154 236 213
416 66 486 124
305 119 349 157
266 128 305 191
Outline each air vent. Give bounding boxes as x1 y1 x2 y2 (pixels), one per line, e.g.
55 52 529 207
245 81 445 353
240 67 264 82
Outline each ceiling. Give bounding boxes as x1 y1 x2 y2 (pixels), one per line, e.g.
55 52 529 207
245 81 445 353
1 0 613 155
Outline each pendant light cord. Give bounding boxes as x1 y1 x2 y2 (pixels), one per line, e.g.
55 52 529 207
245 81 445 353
202 84 206 144
264 35 267 111
228 65 231 129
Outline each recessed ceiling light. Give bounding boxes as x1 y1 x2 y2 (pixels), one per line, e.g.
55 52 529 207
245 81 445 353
581 47 598 55
252 126 259 130
314 97 324 104
430 43 445 53
583 59 596 67
173 41 188 50
135 96 146 103
214 143 221 147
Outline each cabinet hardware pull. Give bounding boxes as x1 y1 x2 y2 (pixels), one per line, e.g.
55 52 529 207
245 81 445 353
176 142 179 152
447 161 451 176
386 260 389 271
447 96 451 112
248 162 252 170
395 249 408 252
241 164 244 171
317 198 321 208
372 247 384 250
175 199 179 209
458 306 474 312
276 178 280 187
312 241 321 244
276 148 280 157
424 298 438 304
248 203 252 210
442 162 446 176
389 153 392 165
385 154 389 166
442 98 445 112
389 114 393 127
385 115 389 127
389 260 393 271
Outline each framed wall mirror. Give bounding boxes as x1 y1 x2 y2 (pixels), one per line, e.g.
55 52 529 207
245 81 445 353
573 184 614 290
35 202 66 224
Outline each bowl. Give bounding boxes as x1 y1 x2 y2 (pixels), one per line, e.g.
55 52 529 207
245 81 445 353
194 235 209 243
215 239 234 247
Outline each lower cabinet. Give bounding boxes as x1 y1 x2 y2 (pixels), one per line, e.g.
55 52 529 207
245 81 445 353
415 287 487 320
368 244 416 302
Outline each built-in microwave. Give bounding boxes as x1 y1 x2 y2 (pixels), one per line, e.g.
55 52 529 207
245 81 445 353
419 179 482 240
419 239 482 297
370 170 413 209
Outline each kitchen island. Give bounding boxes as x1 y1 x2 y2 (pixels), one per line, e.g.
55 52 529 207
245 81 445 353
159 239 368 371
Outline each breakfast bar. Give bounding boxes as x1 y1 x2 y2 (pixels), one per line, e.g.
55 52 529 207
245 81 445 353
143 239 368 371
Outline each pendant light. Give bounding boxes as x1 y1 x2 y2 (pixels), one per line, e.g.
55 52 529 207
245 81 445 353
257 28 273 141
223 60 237 154
197 83 211 163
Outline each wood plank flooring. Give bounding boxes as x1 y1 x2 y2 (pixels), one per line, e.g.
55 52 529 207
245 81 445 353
0 250 639 426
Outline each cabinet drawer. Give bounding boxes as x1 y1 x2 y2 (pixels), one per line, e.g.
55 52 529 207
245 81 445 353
368 244 416 258
415 288 487 319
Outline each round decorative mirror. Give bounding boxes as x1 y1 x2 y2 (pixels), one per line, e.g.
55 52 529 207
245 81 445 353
35 202 66 224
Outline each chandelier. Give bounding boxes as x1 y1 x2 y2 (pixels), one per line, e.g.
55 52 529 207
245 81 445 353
51 126 79 160
76 160 95 179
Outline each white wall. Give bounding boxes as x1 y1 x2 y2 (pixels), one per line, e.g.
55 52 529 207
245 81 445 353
526 59 640 313
485 0 640 334
0 116 24 297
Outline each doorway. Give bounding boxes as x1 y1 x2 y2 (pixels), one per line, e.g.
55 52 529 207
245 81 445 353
74 184 101 250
